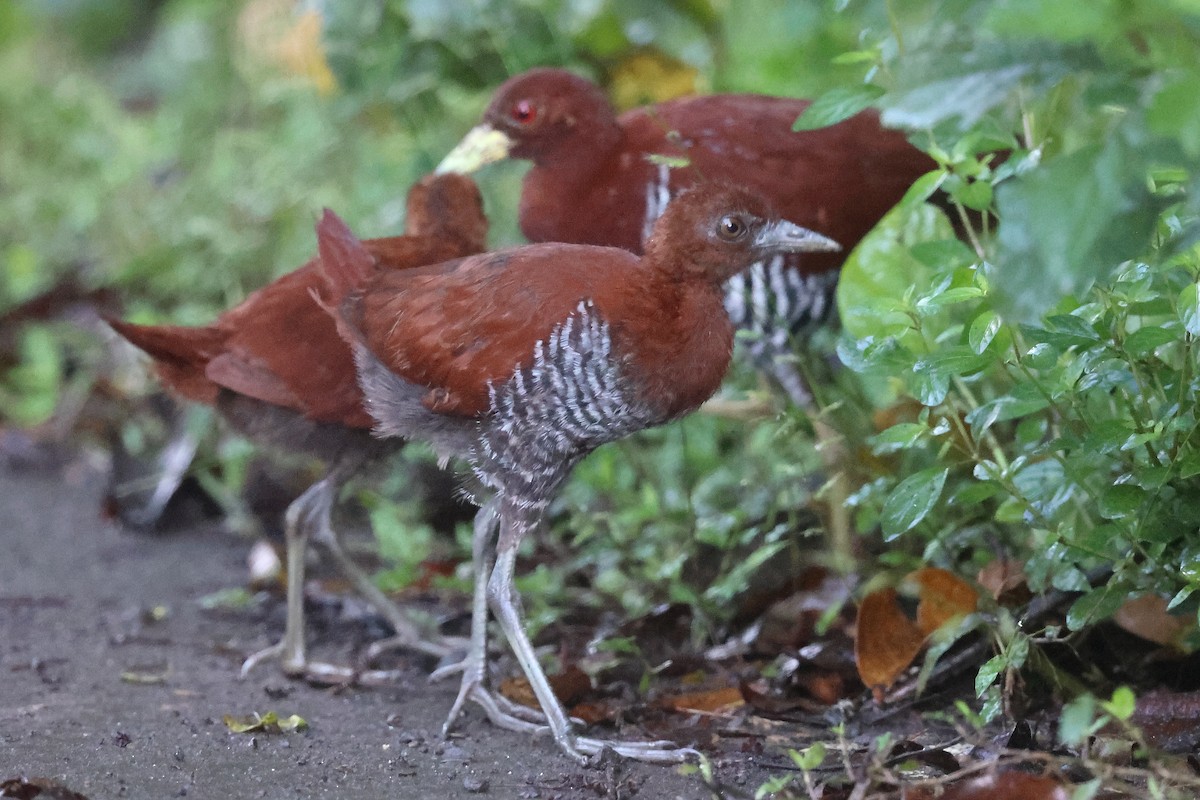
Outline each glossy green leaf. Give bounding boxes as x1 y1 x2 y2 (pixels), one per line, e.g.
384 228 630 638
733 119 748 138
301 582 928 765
1123 326 1177 356
880 467 948 539
792 85 884 131
1179 283 1200 335
995 140 1161 322
968 310 1002 354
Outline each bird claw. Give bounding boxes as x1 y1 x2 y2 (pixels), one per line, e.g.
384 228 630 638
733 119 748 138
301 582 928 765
363 631 469 663
575 738 701 765
239 639 405 687
457 683 695 764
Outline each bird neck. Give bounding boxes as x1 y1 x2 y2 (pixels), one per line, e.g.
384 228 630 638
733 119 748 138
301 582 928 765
614 274 734 421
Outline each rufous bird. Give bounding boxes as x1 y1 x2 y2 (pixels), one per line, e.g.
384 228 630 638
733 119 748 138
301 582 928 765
437 67 934 406
108 173 488 682
314 184 839 762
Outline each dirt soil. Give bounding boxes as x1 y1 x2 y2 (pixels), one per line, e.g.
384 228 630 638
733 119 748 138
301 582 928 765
0 453 777 800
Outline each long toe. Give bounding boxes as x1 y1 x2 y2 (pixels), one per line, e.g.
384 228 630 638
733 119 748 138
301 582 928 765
364 631 470 663
240 641 286 679
575 737 701 764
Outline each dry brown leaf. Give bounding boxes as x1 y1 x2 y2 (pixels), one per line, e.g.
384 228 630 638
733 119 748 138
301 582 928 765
855 587 925 695
658 685 745 714
856 568 979 695
976 559 1028 602
1113 594 1193 647
920 771 1069 800
499 665 592 710
911 567 979 635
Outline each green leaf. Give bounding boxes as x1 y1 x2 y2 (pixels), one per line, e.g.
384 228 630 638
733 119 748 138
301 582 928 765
1147 69 1200 158
994 138 1161 322
792 85 884 131
880 467 948 539
1123 326 1177 356
1179 283 1200 336
1102 686 1136 721
1059 693 1100 747
788 741 827 770
968 310 1002 354
868 422 928 454
1067 586 1125 630
1098 484 1146 519
975 654 1005 696
837 202 955 338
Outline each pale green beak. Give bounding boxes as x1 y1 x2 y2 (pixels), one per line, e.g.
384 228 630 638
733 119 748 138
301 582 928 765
435 124 516 175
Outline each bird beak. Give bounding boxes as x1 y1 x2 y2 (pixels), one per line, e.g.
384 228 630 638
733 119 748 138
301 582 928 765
754 220 840 254
436 124 515 174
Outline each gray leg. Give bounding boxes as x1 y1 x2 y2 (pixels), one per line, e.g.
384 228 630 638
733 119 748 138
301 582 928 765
480 509 698 764
241 476 334 679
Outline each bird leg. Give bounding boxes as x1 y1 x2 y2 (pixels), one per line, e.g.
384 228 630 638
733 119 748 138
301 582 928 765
241 475 345 680
311 504 465 661
435 498 549 731
241 465 460 683
435 499 545 729
479 507 698 764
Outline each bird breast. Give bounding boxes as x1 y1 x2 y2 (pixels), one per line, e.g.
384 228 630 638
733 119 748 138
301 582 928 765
473 300 658 504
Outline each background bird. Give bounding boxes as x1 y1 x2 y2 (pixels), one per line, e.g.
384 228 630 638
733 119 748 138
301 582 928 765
108 173 488 682
315 184 839 762
437 67 934 406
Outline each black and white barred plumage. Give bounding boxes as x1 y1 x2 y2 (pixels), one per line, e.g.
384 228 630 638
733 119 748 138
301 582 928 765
475 300 657 511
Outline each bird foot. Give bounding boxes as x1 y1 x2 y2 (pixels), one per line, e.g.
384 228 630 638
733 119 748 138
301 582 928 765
362 631 469 663
460 685 693 764
239 640 404 687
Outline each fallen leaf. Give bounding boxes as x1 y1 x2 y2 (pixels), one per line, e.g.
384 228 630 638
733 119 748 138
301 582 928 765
855 587 925 695
913 771 1069 799
222 710 308 734
976 560 1028 602
1113 594 1192 647
911 567 979 635
658 685 745 714
856 568 979 695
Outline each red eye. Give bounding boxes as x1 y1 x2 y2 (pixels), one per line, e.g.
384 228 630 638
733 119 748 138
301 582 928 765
511 100 537 124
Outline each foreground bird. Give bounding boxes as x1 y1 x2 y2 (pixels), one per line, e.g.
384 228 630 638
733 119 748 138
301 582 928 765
108 173 488 681
315 185 839 762
437 67 934 405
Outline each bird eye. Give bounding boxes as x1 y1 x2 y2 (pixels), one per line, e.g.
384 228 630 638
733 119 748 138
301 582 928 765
511 100 537 125
716 215 747 241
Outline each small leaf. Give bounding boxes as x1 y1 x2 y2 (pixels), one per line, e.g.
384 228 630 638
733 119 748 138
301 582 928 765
1103 686 1136 721
1098 484 1146 519
968 310 1002 354
975 654 1005 696
1059 693 1099 746
881 468 948 539
793 85 884 131
1123 325 1176 356
1067 586 1125 630
788 741 827 771
868 422 927 454
1179 283 1200 336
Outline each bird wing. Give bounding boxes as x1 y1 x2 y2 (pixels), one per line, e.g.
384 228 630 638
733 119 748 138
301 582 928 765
357 244 641 418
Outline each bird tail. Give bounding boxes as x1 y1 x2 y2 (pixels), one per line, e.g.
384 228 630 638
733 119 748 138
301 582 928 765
310 208 374 353
315 209 374 302
106 317 225 405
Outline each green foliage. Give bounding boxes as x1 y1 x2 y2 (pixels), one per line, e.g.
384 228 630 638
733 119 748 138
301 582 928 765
824 0 1200 642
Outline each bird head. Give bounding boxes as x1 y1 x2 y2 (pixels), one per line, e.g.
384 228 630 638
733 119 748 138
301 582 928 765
644 184 841 284
404 172 489 250
437 68 619 172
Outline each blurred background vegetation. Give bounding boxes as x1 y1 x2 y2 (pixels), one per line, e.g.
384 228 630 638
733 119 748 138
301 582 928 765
3 0 1200 707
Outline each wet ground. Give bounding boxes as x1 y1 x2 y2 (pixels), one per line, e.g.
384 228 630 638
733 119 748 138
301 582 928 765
0 453 773 799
